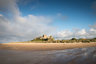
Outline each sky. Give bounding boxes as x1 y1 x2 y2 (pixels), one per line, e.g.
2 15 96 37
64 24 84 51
0 0 96 43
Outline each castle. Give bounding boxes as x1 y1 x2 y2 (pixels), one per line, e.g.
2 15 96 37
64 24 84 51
40 35 53 39
33 34 54 41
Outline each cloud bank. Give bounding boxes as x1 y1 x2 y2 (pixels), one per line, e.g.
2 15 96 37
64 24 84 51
0 0 55 43
55 25 96 40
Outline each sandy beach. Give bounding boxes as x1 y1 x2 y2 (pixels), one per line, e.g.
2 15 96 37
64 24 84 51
0 43 96 64
0 47 96 64
0 43 96 51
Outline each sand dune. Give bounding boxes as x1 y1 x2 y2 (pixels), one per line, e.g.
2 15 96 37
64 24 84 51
0 43 96 51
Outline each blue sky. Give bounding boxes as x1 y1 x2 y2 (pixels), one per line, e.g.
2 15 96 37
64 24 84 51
0 0 96 42
18 0 96 30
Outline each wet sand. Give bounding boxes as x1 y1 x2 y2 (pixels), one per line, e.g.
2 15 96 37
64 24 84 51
0 43 96 51
0 47 96 64
0 43 96 64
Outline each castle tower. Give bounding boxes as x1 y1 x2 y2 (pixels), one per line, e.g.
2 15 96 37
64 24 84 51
43 34 47 39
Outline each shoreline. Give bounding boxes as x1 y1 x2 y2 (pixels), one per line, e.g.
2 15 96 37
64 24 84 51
0 43 96 51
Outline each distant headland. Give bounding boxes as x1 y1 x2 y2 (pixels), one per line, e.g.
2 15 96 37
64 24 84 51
12 34 96 43
0 35 96 51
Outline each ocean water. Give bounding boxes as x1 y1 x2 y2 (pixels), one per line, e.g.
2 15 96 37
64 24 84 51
0 47 96 64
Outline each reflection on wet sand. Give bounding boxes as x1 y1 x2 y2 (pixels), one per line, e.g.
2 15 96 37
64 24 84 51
0 47 96 64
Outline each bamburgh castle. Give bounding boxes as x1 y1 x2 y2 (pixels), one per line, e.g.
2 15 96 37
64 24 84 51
40 35 53 39
33 34 54 41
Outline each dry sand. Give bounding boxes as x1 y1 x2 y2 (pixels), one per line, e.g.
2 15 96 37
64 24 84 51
0 43 96 51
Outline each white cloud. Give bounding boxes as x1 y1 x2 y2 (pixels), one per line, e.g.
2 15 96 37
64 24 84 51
0 13 55 43
56 30 72 37
90 28 96 32
88 28 96 38
0 0 55 43
54 30 73 40
76 29 87 36
55 26 96 39
0 0 20 17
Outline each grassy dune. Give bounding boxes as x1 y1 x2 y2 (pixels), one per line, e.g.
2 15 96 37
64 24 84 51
0 43 96 51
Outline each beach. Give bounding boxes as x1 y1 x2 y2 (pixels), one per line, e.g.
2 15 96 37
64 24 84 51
0 43 96 64
0 43 96 51
0 47 96 64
